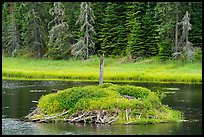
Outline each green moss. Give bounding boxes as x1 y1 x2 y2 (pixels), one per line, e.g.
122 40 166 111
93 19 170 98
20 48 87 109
35 83 183 124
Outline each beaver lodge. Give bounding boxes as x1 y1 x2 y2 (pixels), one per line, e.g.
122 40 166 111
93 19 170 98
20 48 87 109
23 83 183 125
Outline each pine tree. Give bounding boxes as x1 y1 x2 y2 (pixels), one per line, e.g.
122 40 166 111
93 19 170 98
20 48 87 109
142 2 159 57
99 2 127 56
154 2 176 60
21 2 48 58
188 2 202 48
2 2 9 54
92 2 107 53
71 2 96 59
2 2 21 57
126 2 147 59
46 2 71 60
125 2 141 36
126 2 141 59
114 2 127 56
99 2 117 56
64 2 80 44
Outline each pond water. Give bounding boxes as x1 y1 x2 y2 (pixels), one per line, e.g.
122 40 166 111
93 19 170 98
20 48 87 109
2 80 202 135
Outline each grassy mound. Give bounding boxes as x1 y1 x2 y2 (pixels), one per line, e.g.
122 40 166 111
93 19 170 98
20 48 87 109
26 83 183 125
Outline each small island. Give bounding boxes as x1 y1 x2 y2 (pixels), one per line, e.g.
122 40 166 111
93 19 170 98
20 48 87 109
24 83 183 125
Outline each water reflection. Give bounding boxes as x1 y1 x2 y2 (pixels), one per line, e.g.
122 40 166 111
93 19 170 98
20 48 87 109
2 80 202 135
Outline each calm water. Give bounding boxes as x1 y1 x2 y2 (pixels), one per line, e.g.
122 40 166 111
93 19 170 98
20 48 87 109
2 80 202 135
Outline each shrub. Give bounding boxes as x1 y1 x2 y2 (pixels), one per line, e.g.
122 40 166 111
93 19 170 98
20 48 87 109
36 83 183 124
193 47 202 61
107 84 151 99
37 93 61 114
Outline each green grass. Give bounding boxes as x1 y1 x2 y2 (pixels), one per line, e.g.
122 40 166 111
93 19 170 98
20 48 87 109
2 56 202 84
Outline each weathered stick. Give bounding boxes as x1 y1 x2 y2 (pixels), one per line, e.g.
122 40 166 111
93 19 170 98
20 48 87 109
24 108 39 118
70 113 86 122
126 109 129 121
99 53 104 85
107 116 119 124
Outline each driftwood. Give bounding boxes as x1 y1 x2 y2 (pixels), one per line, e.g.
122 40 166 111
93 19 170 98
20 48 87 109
24 107 39 119
64 110 118 125
107 116 119 124
24 108 70 123
25 109 119 125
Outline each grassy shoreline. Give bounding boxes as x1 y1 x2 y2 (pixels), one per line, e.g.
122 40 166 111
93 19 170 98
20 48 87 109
2 56 202 84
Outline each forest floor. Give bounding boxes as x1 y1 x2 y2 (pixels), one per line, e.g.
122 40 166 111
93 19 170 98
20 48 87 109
2 56 202 84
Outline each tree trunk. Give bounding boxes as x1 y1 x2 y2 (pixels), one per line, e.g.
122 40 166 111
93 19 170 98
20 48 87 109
175 2 178 53
99 54 104 85
8 2 14 15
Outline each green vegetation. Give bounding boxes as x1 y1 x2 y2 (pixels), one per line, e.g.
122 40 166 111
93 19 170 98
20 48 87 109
25 83 183 124
2 56 201 84
2 2 202 61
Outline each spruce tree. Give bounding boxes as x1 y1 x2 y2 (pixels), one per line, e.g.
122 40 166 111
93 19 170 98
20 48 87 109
71 2 96 59
114 2 127 56
2 2 9 54
92 2 107 53
2 2 21 57
99 2 127 56
188 2 202 48
154 2 176 60
126 2 146 59
142 2 159 57
64 2 80 44
99 2 117 56
22 2 48 58
46 2 71 60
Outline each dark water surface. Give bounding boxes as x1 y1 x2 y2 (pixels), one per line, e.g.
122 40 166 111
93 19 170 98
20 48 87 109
2 80 202 135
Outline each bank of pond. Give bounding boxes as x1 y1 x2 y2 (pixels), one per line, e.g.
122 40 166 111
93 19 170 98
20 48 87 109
2 56 202 84
24 83 183 125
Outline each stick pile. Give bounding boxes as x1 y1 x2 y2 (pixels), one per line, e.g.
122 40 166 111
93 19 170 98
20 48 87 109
24 109 119 125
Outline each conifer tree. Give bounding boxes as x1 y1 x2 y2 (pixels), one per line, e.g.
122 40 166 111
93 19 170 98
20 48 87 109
188 2 202 48
114 2 127 56
64 2 80 44
154 2 176 60
2 2 21 57
2 2 9 54
126 2 146 59
22 2 48 58
99 2 117 56
99 2 127 56
71 2 96 59
177 11 194 61
92 2 107 53
142 2 159 57
46 2 71 60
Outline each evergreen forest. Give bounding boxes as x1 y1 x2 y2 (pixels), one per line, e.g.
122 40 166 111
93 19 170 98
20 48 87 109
2 2 202 62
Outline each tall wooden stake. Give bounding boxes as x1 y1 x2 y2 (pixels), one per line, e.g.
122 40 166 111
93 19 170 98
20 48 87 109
99 53 104 85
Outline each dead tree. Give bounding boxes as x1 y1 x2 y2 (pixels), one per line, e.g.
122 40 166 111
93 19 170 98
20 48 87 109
99 54 104 85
